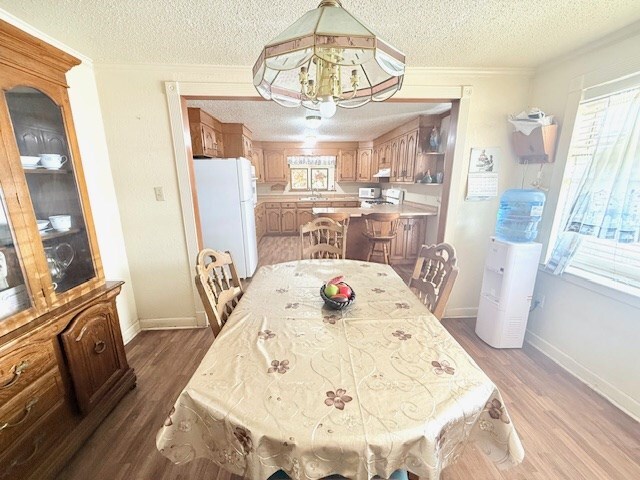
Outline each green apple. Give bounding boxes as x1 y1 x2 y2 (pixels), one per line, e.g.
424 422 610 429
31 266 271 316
324 284 340 297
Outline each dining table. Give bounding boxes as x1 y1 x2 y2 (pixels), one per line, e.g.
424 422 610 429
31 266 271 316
156 259 524 479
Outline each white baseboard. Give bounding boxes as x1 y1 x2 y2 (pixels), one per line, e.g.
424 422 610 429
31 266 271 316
121 321 141 345
444 307 478 318
139 316 202 330
525 329 640 422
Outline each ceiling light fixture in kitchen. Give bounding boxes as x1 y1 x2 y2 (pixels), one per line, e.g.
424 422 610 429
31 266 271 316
306 114 322 129
252 0 405 119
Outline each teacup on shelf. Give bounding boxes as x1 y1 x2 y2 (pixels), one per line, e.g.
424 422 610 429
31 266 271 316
20 155 40 168
39 154 67 170
49 215 71 232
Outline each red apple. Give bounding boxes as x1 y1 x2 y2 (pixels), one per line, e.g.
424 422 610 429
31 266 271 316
338 284 352 298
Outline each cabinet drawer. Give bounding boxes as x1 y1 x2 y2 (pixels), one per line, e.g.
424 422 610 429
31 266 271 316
297 202 313 208
314 202 331 207
0 401 72 480
265 202 281 209
281 202 297 208
0 339 57 404
0 370 63 452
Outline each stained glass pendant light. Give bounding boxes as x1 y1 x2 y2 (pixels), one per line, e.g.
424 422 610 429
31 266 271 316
252 0 405 118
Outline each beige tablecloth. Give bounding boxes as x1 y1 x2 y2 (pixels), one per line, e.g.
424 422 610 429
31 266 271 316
157 260 524 479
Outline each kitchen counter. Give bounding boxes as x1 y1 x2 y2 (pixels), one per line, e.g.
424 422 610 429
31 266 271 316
256 195 360 205
312 202 438 217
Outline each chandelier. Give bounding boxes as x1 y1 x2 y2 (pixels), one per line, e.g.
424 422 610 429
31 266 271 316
252 0 405 118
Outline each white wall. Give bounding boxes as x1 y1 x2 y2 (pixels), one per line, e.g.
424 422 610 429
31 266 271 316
515 27 640 419
93 65 531 325
0 10 140 342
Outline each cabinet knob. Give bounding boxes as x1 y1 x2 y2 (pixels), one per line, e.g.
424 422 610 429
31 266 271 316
94 340 107 354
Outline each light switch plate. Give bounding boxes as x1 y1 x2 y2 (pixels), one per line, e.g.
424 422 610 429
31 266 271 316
154 186 165 201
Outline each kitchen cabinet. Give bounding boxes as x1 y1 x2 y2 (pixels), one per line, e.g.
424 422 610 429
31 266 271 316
337 149 357 182
221 123 252 159
187 108 223 158
297 204 314 230
356 148 374 182
266 205 281 233
251 148 264 183
0 21 135 479
264 150 288 183
280 207 297 233
390 216 427 264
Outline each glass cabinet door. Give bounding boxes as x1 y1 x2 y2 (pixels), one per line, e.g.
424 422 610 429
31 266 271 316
5 86 96 294
0 191 32 320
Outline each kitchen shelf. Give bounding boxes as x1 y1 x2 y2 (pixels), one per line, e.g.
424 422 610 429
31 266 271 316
24 167 70 175
40 227 82 241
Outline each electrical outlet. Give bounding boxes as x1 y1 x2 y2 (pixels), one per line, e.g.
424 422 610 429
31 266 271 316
154 186 165 202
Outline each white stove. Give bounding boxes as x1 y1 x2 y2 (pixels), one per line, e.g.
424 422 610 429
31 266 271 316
360 188 404 208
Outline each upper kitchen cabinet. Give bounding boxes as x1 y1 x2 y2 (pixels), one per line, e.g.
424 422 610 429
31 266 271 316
250 146 265 183
356 147 374 182
337 149 357 182
222 123 253 159
188 108 223 158
373 115 446 184
264 150 287 183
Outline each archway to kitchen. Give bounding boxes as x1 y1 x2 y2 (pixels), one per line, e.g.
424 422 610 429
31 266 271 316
164 80 471 326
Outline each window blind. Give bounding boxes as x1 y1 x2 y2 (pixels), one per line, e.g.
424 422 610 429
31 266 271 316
558 85 640 292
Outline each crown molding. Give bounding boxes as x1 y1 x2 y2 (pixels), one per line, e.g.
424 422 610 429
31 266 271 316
536 19 640 74
0 8 93 65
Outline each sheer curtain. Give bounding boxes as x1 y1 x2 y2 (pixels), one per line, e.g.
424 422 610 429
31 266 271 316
546 87 640 275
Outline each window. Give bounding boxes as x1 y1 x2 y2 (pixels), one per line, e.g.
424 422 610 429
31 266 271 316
547 82 640 294
287 156 336 191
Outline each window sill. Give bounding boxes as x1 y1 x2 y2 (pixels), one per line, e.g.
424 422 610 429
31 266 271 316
539 265 640 309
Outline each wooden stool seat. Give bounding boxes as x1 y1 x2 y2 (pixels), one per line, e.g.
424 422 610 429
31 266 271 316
362 212 400 265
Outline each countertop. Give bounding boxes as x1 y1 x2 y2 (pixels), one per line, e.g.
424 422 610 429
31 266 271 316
256 195 360 205
312 201 438 217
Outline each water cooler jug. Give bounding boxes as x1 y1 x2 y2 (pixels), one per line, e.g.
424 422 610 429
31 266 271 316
475 237 542 348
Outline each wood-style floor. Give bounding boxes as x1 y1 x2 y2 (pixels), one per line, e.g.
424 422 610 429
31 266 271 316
57 236 640 480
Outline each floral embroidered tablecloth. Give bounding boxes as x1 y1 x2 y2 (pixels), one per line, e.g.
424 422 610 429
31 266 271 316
156 260 524 479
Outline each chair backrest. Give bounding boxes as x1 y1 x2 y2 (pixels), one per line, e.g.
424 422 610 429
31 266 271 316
300 217 347 259
408 243 458 320
195 248 244 337
315 211 351 226
363 212 400 239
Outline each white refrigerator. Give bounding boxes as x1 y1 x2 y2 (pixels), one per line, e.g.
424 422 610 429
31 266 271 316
193 158 258 278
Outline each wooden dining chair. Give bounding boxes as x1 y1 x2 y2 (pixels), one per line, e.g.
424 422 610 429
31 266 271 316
407 243 459 320
300 217 347 259
195 248 244 337
362 212 401 265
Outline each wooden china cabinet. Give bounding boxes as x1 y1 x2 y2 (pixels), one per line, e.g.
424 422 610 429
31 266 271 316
0 21 135 479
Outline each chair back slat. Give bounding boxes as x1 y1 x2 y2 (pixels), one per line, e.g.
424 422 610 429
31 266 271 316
408 243 459 320
300 217 348 259
195 248 244 337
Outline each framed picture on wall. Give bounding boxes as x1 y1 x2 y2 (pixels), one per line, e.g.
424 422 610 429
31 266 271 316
311 168 329 190
290 168 309 190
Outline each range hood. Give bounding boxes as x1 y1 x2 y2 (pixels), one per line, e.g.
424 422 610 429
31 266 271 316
372 168 391 178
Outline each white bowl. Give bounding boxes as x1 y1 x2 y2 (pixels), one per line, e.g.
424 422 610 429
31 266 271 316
49 215 71 231
36 220 49 231
20 155 40 168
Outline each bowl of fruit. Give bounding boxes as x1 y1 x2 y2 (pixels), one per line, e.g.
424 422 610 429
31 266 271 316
320 276 356 310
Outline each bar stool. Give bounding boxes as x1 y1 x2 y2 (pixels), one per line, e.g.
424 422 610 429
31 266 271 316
362 212 400 265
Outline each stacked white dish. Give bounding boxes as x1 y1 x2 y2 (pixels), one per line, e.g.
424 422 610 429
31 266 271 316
20 155 40 168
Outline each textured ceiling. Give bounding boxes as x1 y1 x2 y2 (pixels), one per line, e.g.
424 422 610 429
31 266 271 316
1 1 639 67
186 100 451 142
